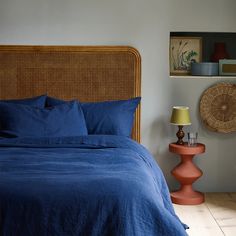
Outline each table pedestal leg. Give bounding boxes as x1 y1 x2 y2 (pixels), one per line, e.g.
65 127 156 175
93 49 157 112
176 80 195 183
171 154 204 205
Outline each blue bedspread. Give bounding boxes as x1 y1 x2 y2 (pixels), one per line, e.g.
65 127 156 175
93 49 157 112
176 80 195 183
0 135 187 236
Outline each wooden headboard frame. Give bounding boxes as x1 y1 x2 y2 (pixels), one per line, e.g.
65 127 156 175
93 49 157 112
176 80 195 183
0 45 141 142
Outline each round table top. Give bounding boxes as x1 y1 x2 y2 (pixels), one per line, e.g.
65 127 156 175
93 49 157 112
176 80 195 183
169 142 205 155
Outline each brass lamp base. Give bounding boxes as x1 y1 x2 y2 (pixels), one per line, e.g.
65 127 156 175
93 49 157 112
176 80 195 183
176 125 185 145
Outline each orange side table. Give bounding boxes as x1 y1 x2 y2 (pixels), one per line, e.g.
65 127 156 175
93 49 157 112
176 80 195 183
169 143 205 205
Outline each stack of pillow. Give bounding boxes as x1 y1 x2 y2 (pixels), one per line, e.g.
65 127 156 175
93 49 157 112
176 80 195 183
0 95 141 138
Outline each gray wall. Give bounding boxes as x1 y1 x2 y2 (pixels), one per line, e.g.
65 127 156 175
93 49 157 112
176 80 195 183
1 0 236 192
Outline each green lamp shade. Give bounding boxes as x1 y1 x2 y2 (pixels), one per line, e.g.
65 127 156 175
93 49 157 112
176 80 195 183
170 106 191 125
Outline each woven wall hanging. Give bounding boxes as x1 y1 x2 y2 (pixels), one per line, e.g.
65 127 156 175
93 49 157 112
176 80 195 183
199 82 236 133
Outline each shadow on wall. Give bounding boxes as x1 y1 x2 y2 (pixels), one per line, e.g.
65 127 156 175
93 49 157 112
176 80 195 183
197 119 236 192
148 116 180 190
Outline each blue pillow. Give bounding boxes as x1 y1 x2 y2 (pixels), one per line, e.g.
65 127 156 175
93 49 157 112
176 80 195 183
2 95 46 107
0 101 88 137
46 96 64 107
46 96 141 137
81 98 141 136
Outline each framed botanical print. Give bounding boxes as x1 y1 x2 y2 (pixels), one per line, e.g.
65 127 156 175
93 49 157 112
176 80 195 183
169 36 202 75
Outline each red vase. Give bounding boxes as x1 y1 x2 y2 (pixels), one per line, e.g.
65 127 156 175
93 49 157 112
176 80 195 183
211 42 229 62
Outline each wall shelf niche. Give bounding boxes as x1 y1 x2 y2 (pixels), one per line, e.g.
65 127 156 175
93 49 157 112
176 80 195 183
170 75 236 79
169 31 236 79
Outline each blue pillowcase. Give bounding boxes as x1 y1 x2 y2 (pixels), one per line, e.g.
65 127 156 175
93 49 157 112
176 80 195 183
46 96 64 107
0 101 88 138
82 98 141 137
2 95 46 107
46 96 141 137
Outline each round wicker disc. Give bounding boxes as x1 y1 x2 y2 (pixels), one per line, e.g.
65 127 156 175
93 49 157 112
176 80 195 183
199 83 236 133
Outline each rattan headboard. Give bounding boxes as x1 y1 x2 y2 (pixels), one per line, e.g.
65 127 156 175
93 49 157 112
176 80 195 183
0 45 141 142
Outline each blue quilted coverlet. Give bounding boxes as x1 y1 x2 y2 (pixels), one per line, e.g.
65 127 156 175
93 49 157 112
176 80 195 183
0 135 187 236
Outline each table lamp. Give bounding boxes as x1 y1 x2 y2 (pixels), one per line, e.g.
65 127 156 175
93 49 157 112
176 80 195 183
170 106 191 145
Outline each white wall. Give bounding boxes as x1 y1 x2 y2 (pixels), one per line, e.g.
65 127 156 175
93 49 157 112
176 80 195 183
1 0 236 191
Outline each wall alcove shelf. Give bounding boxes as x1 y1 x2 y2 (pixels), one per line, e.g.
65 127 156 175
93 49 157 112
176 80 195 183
169 32 236 79
170 75 236 79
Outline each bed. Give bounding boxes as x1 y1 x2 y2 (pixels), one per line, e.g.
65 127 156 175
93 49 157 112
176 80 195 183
0 45 188 236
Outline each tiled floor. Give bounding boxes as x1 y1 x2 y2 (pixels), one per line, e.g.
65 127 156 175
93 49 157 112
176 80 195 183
173 193 236 236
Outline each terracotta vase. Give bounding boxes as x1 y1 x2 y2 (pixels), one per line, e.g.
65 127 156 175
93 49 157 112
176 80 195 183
211 42 229 62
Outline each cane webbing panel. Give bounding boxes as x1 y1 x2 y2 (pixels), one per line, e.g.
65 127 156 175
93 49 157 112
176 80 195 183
0 46 141 142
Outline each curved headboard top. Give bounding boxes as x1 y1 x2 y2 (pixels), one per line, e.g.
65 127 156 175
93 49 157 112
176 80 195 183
0 45 141 142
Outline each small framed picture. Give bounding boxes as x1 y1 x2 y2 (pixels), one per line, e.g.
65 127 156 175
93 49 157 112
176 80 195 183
169 36 202 75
